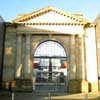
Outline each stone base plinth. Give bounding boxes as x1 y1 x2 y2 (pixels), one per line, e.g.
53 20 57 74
2 82 10 90
89 82 98 92
98 80 100 91
11 79 33 92
81 80 88 93
68 80 88 93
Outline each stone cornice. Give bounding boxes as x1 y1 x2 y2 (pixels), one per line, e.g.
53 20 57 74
17 22 85 26
84 22 96 28
6 22 96 28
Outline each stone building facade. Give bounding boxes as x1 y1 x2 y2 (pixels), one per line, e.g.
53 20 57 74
0 16 5 89
95 14 100 91
1 6 99 93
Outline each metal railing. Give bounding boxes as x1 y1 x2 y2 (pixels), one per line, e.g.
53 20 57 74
34 71 67 95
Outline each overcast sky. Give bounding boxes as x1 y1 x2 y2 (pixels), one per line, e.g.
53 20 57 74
0 0 100 22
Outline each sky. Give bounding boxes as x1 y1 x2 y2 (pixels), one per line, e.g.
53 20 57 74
0 0 100 22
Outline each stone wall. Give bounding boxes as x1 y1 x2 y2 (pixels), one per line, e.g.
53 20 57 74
2 24 88 93
3 24 16 82
0 16 5 89
30 34 88 93
95 20 100 90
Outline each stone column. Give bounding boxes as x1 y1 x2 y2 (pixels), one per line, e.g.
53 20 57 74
69 35 76 79
85 27 98 92
97 39 100 91
97 54 100 90
76 35 88 93
22 35 26 79
68 35 78 93
15 35 22 78
23 35 31 79
76 35 85 80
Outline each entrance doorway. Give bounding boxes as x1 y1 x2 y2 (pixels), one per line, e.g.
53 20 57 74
33 40 67 94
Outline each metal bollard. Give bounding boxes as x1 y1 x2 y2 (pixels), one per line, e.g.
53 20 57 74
11 92 14 100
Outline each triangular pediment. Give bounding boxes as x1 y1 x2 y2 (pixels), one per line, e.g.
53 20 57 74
13 6 87 23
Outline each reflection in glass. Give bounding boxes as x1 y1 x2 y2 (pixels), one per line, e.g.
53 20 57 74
33 41 67 83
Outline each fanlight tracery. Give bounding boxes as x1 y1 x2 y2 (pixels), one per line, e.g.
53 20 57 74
34 41 66 57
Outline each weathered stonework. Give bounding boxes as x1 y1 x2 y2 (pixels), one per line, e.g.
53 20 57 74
16 35 22 78
95 17 100 91
69 35 76 80
3 26 16 81
0 16 5 89
68 80 88 93
89 82 98 92
1 6 99 93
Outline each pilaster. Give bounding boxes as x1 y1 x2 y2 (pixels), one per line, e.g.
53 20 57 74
69 35 76 79
24 35 31 79
76 35 85 80
68 34 88 93
15 35 22 78
85 27 98 92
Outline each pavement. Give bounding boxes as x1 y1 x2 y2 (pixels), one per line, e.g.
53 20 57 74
0 91 100 100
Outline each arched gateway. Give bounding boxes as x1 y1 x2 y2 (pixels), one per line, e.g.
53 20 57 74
33 40 67 93
2 6 99 94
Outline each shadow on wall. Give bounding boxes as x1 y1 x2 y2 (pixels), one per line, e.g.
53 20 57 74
0 16 5 89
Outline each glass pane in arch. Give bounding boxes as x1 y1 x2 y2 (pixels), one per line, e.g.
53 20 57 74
34 41 67 57
33 41 67 83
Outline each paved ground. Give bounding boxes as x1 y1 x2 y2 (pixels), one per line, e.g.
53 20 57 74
0 91 100 100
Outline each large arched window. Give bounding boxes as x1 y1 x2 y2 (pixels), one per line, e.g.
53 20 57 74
33 40 67 82
34 40 67 57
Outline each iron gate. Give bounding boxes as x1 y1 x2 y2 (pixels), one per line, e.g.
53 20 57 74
33 41 68 95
